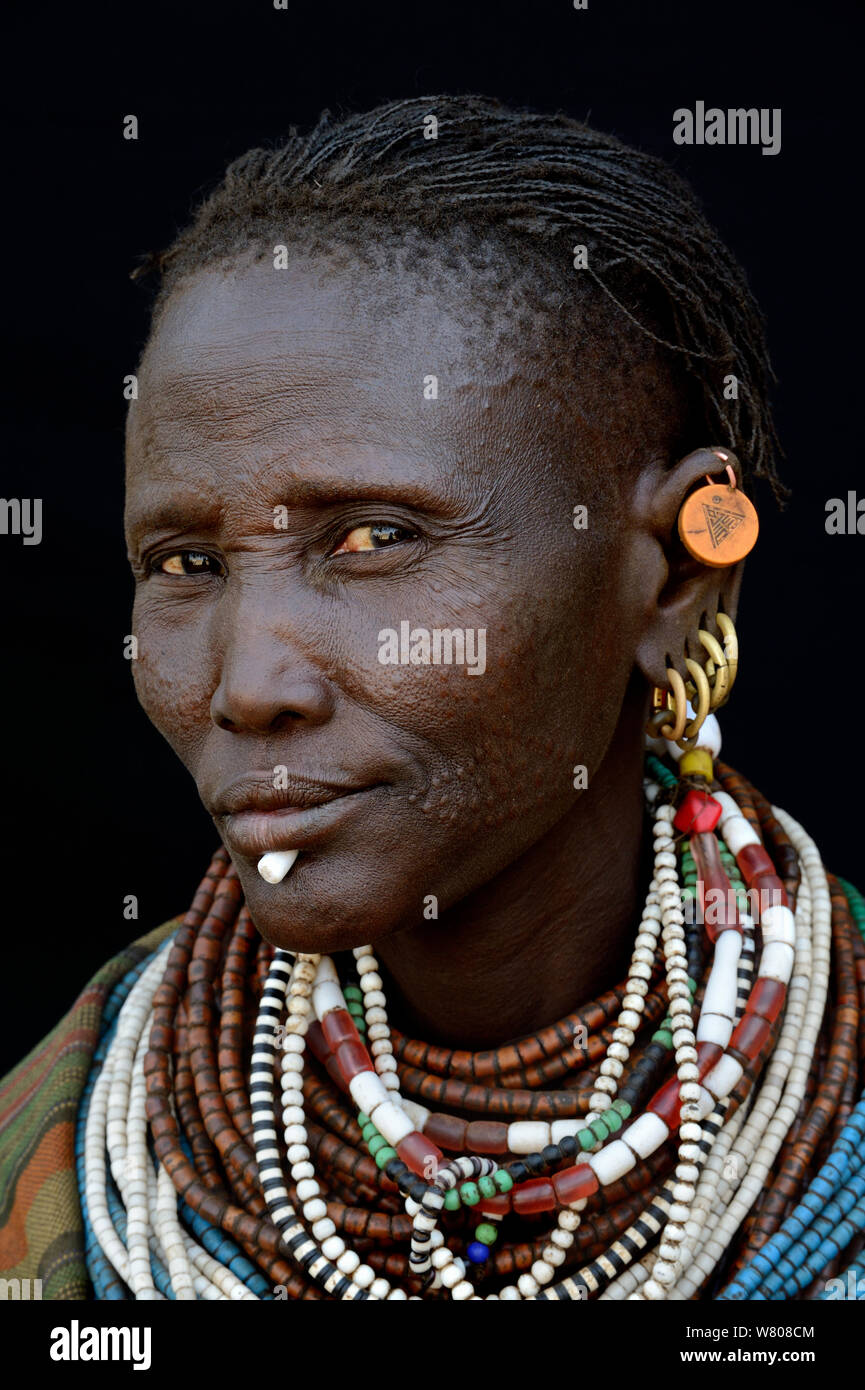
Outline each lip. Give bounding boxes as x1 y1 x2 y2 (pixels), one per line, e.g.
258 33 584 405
210 773 381 858
221 794 375 857
211 771 373 817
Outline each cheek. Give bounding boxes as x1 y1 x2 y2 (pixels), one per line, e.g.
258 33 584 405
131 598 216 761
404 662 588 838
369 562 625 841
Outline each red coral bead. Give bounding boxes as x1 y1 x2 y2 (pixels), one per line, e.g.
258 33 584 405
334 1038 374 1085
650 1047 722 1123
305 1019 329 1063
397 1130 443 1177
749 977 786 1023
674 789 723 834
690 831 740 943
477 1194 512 1216
697 1041 724 1078
750 871 789 911
648 1075 682 1127
465 1121 509 1154
307 1022 349 1092
735 843 775 886
729 1012 772 1061
321 1008 361 1051
551 1163 599 1204
324 1054 347 1093
512 1177 557 1215
424 1112 467 1150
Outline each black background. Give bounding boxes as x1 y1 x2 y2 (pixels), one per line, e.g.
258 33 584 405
2 0 861 1071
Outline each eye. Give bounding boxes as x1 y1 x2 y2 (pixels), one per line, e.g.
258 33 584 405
155 550 226 577
330 523 417 555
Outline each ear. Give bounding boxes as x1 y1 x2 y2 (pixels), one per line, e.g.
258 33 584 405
632 447 746 690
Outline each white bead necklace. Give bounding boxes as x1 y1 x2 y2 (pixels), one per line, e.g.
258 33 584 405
85 942 259 1301
81 778 832 1302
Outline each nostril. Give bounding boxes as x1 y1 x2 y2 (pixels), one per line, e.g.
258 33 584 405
271 709 307 732
210 675 336 735
211 705 302 734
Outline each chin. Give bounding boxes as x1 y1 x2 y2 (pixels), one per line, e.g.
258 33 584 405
230 848 414 955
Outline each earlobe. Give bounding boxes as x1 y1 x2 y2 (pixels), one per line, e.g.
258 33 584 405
646 611 741 754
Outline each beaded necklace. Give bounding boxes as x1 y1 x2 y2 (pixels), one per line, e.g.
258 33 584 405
77 750 865 1300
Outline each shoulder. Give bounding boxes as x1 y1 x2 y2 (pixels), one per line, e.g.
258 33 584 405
0 918 180 1299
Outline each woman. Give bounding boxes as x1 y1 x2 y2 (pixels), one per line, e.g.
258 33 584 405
1 95 862 1302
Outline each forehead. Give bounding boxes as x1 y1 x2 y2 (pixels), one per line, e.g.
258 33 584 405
125 251 579 502
137 247 551 407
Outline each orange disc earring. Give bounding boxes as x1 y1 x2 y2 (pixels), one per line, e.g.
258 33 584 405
678 451 759 567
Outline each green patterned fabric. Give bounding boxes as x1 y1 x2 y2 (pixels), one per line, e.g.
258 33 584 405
0 920 180 1299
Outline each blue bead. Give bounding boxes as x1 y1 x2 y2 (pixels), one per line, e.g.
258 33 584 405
229 1254 257 1280
467 1241 490 1264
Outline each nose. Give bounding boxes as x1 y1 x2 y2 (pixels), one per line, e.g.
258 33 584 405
209 591 336 735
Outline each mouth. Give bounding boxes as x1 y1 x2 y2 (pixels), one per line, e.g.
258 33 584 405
211 773 382 859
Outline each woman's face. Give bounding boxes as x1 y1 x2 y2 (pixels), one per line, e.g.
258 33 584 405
125 250 650 953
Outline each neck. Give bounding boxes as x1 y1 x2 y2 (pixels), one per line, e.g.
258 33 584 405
376 704 650 1050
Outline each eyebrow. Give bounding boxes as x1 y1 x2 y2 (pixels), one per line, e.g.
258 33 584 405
124 469 468 542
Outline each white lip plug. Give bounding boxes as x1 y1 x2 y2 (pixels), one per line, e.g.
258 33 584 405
257 849 299 884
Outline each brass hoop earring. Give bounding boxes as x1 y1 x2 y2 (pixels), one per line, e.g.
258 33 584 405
651 667 687 743
696 628 730 709
646 616 740 751
677 657 712 748
716 612 739 693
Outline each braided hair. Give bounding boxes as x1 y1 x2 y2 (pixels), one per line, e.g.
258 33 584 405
140 94 783 501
